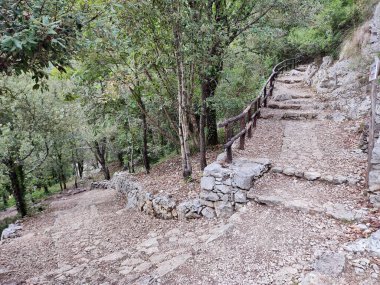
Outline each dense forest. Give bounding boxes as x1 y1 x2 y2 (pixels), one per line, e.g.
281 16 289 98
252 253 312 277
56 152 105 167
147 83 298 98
0 0 375 217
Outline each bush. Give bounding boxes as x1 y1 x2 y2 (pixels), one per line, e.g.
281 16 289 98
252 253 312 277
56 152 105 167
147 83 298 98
288 0 362 58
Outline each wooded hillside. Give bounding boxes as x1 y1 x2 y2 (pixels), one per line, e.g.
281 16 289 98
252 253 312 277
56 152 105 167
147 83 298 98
0 0 374 217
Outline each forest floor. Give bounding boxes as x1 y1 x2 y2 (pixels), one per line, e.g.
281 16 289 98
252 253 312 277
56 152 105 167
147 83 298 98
1 66 380 285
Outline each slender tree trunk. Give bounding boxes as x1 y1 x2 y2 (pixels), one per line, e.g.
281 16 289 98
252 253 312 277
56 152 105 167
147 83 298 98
8 162 27 217
188 62 200 149
201 73 220 146
94 139 111 180
117 152 124 167
135 95 151 174
77 160 84 179
200 82 208 170
56 151 67 190
173 1 192 179
142 113 150 174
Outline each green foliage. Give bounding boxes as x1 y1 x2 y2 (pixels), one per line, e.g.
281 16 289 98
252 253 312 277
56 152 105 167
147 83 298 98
288 0 362 57
0 0 84 84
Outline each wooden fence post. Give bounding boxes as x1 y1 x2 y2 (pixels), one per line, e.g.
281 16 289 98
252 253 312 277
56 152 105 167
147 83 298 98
257 97 261 119
263 87 267 107
247 108 252 138
239 116 246 150
225 124 233 163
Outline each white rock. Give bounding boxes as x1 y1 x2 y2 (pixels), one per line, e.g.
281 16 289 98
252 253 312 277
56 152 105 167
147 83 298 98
234 190 247 203
283 167 296 176
314 252 346 277
201 207 216 219
201 177 215 191
304 172 321 181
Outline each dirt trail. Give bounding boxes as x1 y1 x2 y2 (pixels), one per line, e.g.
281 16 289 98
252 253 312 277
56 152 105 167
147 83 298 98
0 67 377 285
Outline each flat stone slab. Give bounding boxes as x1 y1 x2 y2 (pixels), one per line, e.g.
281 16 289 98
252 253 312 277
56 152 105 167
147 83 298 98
314 252 346 277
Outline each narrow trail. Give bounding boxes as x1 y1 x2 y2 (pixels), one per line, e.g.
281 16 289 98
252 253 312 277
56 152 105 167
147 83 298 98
0 67 377 285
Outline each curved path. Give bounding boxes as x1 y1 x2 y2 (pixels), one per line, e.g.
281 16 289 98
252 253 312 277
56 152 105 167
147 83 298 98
0 67 378 285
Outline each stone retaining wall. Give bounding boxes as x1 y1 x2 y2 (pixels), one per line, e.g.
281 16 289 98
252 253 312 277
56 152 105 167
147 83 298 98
107 157 271 220
199 158 271 218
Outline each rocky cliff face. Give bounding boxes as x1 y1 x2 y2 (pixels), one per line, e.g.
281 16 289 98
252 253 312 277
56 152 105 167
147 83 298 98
305 2 380 122
305 3 380 207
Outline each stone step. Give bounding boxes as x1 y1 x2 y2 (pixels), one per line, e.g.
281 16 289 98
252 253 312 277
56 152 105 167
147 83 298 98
271 166 363 186
272 93 312 102
282 111 318 120
248 193 367 222
276 78 303 84
295 67 307 72
267 102 302 110
260 109 319 120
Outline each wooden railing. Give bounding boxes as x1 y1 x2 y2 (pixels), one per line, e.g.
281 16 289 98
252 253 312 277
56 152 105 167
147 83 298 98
218 57 303 163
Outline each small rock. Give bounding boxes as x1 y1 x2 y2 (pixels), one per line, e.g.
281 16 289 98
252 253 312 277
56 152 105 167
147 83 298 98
283 167 296 176
304 171 321 181
333 175 348 185
214 201 234 218
272 167 283 174
247 188 255 200
201 207 216 219
321 175 334 183
234 190 247 203
200 190 219 202
201 177 215 191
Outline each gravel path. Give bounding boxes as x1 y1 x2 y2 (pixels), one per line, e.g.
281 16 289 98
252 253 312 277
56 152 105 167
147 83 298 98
0 66 378 285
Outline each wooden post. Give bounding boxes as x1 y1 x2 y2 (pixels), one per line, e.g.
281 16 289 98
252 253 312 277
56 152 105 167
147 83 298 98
263 87 267 107
226 145 233 163
225 124 233 163
239 116 246 150
247 108 252 138
224 124 229 144
257 97 261 119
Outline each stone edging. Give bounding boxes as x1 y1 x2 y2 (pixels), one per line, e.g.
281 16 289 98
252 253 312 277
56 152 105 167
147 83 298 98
107 157 271 220
271 166 362 186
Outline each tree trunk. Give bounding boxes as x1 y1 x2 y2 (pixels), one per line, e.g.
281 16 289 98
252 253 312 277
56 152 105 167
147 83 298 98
8 162 27 217
77 160 84 179
201 73 220 146
94 139 111 180
56 151 67 190
142 113 150 174
200 82 207 170
173 1 192 179
117 152 124 167
135 95 150 174
188 62 200 149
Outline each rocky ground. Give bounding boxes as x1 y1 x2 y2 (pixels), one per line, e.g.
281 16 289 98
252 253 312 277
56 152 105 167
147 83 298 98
1 65 380 285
